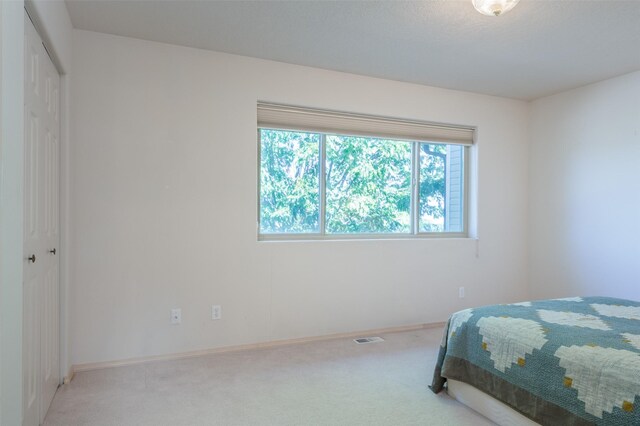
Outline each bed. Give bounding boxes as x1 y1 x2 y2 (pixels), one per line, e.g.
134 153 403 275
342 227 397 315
430 296 640 425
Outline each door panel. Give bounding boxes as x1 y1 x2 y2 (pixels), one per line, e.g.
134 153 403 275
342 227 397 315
25 110 39 240
39 18 60 422
22 271 40 426
41 261 59 412
23 12 42 424
23 9 61 425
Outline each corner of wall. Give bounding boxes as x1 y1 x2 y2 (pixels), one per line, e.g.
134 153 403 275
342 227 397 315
526 71 640 300
524 98 534 300
25 0 73 73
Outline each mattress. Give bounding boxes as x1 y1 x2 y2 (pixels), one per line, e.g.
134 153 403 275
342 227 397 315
448 379 540 426
431 297 640 425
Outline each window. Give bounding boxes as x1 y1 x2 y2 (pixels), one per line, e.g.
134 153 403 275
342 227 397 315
259 130 320 233
325 134 412 234
258 104 473 239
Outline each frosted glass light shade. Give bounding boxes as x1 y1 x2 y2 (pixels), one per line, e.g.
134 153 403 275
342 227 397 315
472 0 520 16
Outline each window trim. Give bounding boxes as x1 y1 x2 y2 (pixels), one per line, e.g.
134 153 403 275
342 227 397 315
259 232 469 242
257 128 471 241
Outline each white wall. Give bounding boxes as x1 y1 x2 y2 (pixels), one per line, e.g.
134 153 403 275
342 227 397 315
529 71 640 300
70 30 530 366
0 1 25 424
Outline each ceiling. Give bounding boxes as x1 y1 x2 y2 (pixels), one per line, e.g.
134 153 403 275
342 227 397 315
64 0 640 100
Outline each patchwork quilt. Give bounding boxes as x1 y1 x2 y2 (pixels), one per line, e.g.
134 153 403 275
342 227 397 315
431 297 640 425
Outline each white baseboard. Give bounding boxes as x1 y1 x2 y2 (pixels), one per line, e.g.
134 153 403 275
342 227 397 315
68 322 445 378
63 367 74 384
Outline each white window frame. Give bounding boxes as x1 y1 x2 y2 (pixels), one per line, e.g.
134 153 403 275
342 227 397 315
257 104 474 241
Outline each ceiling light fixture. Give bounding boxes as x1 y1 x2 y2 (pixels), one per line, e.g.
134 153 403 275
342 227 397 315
472 0 520 17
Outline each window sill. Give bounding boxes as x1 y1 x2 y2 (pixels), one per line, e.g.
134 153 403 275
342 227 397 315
258 233 470 242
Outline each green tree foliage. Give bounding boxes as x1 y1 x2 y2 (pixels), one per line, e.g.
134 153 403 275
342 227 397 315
326 135 411 233
419 144 446 232
260 130 319 233
259 130 450 234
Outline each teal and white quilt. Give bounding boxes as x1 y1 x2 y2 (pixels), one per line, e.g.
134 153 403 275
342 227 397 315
431 297 640 425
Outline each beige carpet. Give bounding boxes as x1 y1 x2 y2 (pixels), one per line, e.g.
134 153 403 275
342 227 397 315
44 327 494 426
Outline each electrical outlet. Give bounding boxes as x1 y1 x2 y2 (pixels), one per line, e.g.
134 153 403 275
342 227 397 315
171 308 181 324
459 287 465 299
212 305 221 320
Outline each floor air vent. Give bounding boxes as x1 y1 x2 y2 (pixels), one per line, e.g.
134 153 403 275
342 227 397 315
353 337 385 344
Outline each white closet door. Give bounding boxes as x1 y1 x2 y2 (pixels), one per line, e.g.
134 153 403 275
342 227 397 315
23 10 60 426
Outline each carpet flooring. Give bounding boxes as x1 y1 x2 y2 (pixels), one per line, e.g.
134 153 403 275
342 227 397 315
44 327 494 425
